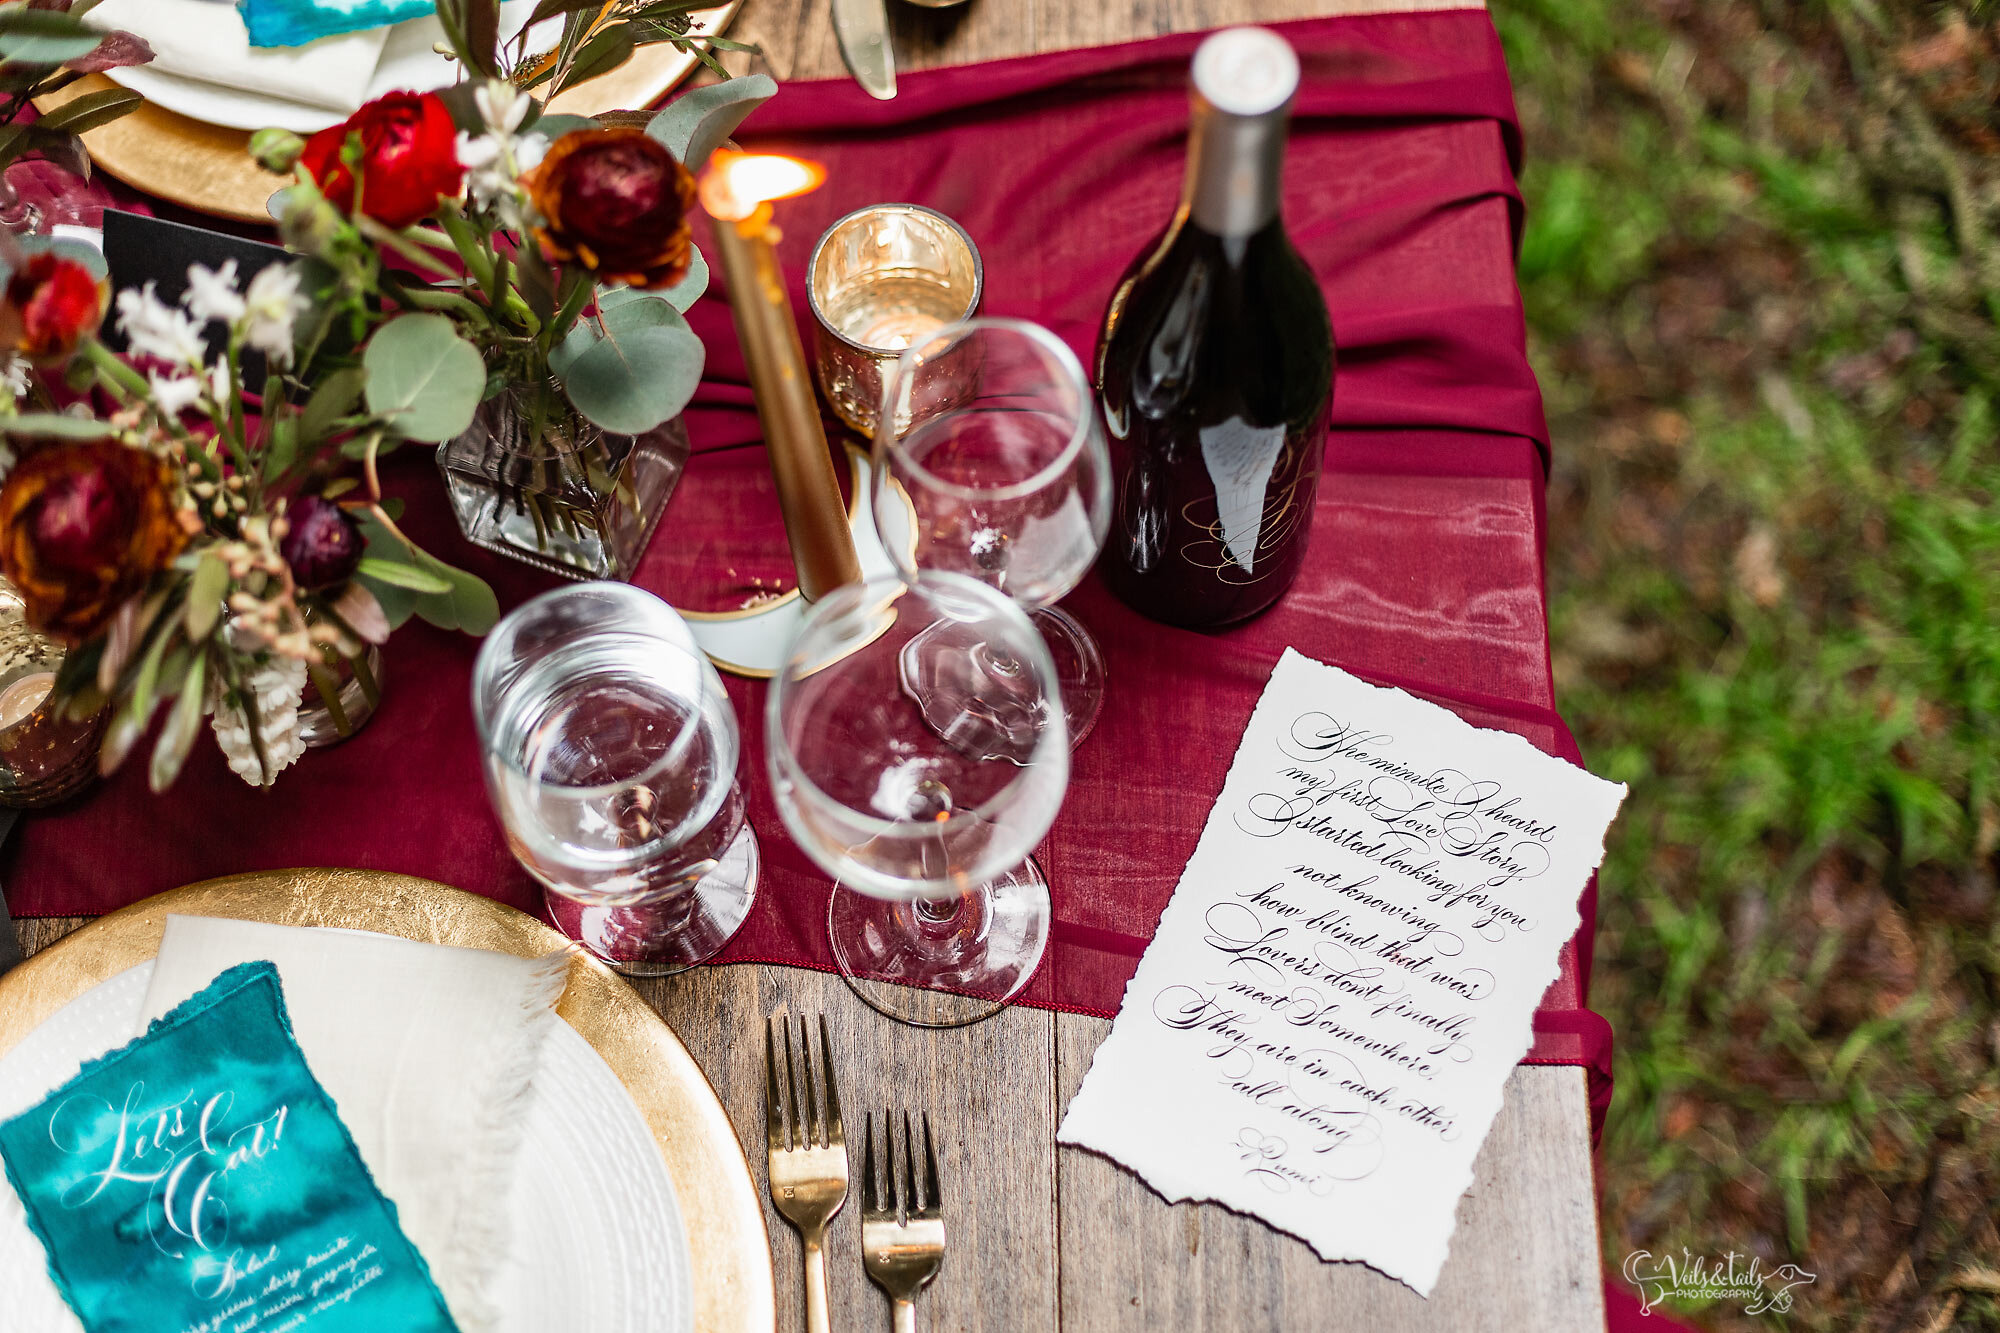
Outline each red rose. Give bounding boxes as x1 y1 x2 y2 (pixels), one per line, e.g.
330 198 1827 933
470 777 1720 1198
298 90 464 230
521 128 695 290
0 442 187 644
4 253 106 364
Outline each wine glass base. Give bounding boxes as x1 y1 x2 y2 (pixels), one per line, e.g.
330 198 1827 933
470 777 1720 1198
827 857 1051 1027
1030 606 1105 749
544 823 761 978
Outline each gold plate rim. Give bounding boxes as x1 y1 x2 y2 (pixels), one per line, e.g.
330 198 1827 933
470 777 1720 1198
39 3 743 223
0 867 775 1333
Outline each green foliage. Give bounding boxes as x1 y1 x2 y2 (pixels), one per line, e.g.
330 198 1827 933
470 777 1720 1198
361 313 486 443
0 2 152 176
554 295 704 434
1501 0 2000 1325
646 73 778 171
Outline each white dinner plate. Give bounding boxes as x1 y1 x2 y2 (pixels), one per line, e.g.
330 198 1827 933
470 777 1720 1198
0 960 694 1333
104 2 552 135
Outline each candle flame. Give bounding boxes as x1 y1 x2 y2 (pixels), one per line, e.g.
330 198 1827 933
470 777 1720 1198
699 151 827 222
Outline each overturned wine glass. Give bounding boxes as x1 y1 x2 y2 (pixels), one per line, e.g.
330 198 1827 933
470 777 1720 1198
872 317 1112 752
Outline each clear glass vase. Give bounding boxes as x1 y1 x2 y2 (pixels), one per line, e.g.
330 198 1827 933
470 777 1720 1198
0 172 43 237
298 641 383 747
436 382 689 581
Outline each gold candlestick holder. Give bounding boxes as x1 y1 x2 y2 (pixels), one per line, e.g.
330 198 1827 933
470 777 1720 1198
807 204 983 436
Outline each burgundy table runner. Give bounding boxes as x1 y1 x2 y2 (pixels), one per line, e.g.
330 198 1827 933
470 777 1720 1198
4 10 1610 1122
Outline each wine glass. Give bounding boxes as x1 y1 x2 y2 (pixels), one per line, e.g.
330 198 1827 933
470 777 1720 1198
473 583 760 976
767 572 1069 1026
873 317 1112 746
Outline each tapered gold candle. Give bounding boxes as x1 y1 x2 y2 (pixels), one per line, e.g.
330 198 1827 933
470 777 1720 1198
700 153 861 603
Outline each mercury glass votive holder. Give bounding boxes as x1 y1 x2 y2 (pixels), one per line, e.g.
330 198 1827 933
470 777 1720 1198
807 204 983 435
0 581 104 808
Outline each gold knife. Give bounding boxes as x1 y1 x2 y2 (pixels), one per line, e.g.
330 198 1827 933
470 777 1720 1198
830 0 896 100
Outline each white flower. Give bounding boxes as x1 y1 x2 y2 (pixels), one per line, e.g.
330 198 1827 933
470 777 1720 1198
514 132 547 175
457 129 502 174
183 259 245 325
115 282 206 369
475 79 531 136
1 354 28 401
148 373 203 417
208 653 308 787
460 128 547 226
241 264 307 369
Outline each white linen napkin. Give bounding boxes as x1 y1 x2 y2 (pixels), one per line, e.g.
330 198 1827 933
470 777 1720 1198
85 0 391 114
140 914 570 1333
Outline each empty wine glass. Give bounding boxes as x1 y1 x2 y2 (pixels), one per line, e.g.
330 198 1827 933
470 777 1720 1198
473 583 759 976
873 317 1112 747
767 572 1069 1027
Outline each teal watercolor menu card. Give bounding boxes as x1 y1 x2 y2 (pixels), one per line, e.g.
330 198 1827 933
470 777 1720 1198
238 0 434 48
0 961 460 1333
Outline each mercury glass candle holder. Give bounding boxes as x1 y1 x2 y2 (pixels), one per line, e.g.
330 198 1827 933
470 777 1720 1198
807 204 983 435
0 581 104 808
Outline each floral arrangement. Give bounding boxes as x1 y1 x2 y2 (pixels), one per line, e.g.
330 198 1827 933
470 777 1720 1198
0 2 774 790
0 2 152 182
255 11 774 549
0 234 489 790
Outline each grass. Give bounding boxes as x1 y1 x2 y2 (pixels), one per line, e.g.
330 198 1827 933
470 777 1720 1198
1495 1 2000 1327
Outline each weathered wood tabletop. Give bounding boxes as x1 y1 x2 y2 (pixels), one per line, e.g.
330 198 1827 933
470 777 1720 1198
17 3 1607 1330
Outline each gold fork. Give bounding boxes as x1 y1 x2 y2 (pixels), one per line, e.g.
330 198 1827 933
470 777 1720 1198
860 1109 946 1333
765 1014 847 1333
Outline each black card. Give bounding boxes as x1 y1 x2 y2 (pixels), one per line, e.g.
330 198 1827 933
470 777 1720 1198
101 209 291 379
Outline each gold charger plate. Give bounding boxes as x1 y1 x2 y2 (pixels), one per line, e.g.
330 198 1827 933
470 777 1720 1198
36 2 743 223
0 867 775 1333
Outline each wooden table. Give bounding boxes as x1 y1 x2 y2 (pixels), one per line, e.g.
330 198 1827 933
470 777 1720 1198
15 2 1607 1328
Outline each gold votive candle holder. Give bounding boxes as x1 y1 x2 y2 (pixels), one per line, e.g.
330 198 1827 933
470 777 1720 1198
807 204 983 436
0 581 104 808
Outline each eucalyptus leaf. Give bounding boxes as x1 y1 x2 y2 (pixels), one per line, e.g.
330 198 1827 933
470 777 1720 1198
129 632 180 728
561 317 704 435
0 13 100 66
362 313 485 443
261 414 299 482
0 34 99 65
355 557 455 594
528 113 599 141
26 235 109 281
185 555 228 641
550 291 685 378
352 510 494 635
300 365 367 447
412 561 499 635
563 24 636 91
659 244 707 312
356 573 417 631
34 86 140 135
0 8 94 35
645 74 776 172
0 412 112 439
526 0 603 22
149 653 206 793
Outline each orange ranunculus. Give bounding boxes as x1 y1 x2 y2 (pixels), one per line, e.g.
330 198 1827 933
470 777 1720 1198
5 253 107 363
521 128 695 290
298 90 465 230
0 442 187 645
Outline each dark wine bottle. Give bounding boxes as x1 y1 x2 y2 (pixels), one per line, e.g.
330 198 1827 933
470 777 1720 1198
1094 27 1334 629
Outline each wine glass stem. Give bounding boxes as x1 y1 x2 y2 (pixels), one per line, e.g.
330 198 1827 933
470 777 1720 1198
911 893 965 932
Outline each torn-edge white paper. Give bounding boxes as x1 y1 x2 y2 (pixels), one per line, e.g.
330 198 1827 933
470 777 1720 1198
1057 649 1626 1295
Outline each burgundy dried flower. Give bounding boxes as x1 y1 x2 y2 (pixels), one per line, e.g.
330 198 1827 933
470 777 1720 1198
281 494 362 589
